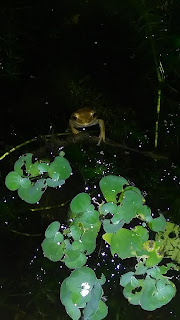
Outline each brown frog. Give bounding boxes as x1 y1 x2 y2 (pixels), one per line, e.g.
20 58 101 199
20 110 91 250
69 107 105 145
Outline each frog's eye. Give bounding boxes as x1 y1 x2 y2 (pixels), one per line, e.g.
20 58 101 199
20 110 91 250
72 114 78 121
91 112 97 118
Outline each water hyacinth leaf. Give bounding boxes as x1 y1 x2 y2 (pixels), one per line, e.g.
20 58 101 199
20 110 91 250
69 225 82 240
99 202 117 216
60 280 83 320
64 298 81 320
71 290 86 307
72 240 84 252
146 266 162 279
38 162 49 173
120 272 135 287
64 248 81 261
142 240 164 267
64 252 87 269
88 300 108 320
23 153 33 171
65 267 96 293
5 171 21 191
131 276 140 288
54 231 64 244
124 186 143 197
18 183 43 204
46 177 65 187
60 278 70 306
133 225 149 243
148 214 167 232
20 177 32 189
45 221 60 238
135 262 148 275
139 276 176 311
83 283 103 319
48 156 72 180
155 222 180 264
81 236 96 255
136 205 152 221
14 154 30 175
117 190 144 224
97 273 106 286
52 172 60 180
41 237 64 262
99 175 128 203
110 228 144 259
156 279 176 301
123 280 143 306
70 193 91 214
27 161 40 177
102 233 112 245
81 210 99 224
103 219 124 233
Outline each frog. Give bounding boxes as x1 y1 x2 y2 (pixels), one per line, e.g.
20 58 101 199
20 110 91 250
69 107 105 145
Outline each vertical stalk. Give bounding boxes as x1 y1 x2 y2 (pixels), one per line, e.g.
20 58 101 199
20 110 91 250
141 1 164 148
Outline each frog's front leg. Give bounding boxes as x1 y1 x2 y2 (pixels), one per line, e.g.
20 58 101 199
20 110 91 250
97 119 105 145
69 119 80 134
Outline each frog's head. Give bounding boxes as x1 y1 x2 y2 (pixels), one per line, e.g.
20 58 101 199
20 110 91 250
71 107 97 127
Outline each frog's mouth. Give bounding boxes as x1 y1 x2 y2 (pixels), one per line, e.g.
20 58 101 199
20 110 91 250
73 118 98 127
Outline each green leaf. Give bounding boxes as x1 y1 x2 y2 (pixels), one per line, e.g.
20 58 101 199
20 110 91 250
5 171 21 191
20 177 32 189
41 237 64 262
48 156 71 180
46 177 65 187
103 219 124 233
69 225 82 240
27 161 40 177
155 222 180 264
88 300 108 320
66 267 96 294
99 202 117 216
18 183 43 204
110 228 144 259
38 162 49 173
45 221 60 238
54 232 64 243
83 283 103 319
117 190 144 224
120 272 135 287
70 193 91 214
140 240 164 267
81 210 99 225
136 205 152 222
148 214 167 232
99 175 128 203
64 253 87 269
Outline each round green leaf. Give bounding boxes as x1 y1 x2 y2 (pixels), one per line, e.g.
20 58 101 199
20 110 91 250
5 171 21 191
18 180 45 204
48 156 71 180
100 202 117 216
87 300 108 320
20 177 32 189
99 175 128 203
148 214 167 232
45 221 60 238
66 267 96 293
41 237 64 262
70 193 91 214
